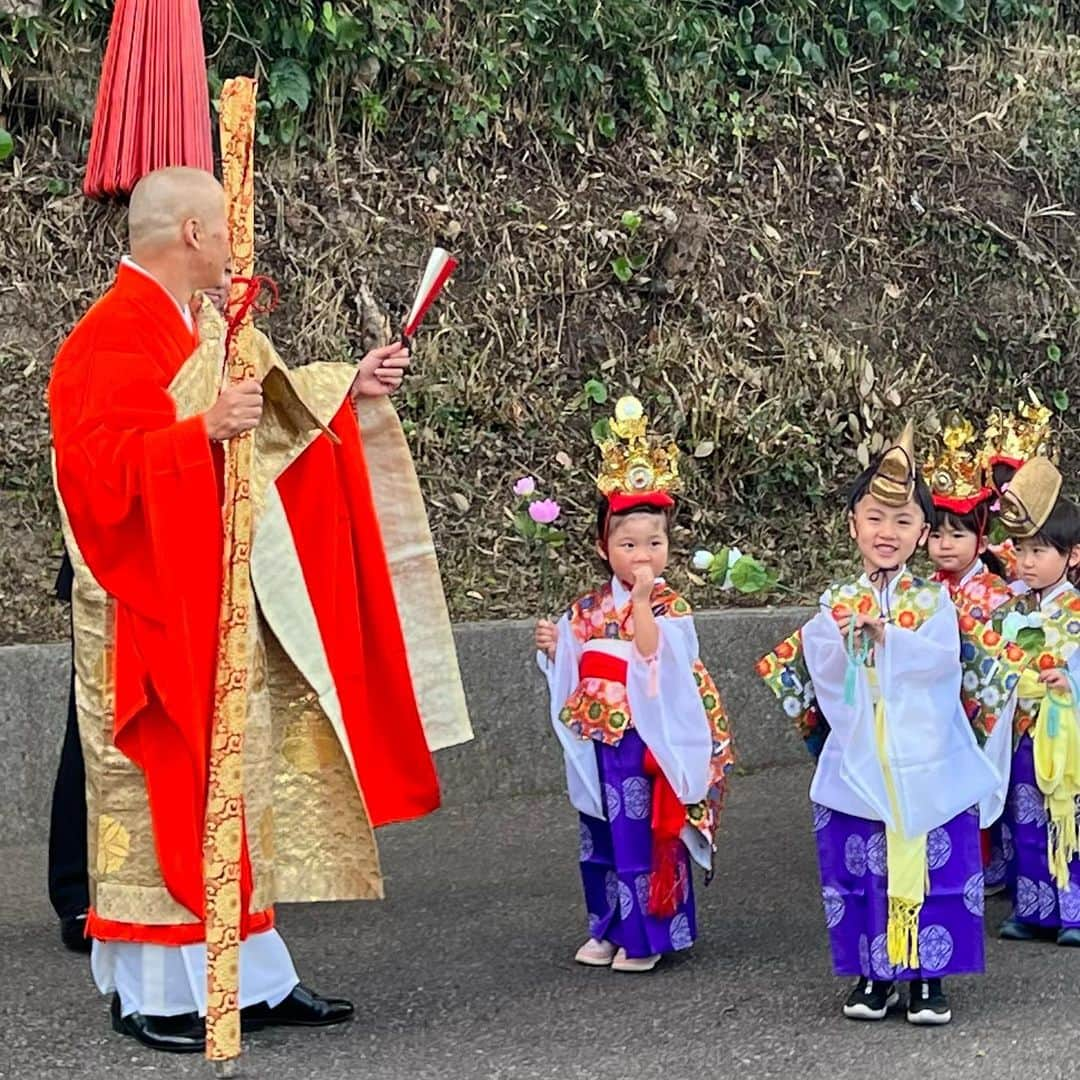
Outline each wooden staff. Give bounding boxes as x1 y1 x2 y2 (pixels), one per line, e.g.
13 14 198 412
203 75 258 1074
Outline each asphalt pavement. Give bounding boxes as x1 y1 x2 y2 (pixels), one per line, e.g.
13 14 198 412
2 765 1076 1080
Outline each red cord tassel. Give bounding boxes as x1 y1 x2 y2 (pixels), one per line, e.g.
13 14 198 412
84 0 213 200
225 276 279 355
643 748 686 918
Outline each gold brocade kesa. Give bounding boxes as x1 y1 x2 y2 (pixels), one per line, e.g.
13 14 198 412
595 396 681 502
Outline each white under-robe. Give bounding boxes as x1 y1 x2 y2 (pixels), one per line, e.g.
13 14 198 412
92 928 299 1018
538 576 714 868
803 571 1000 835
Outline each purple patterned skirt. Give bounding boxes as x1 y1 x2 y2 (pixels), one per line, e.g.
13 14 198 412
985 820 1008 890
813 802 985 981
578 729 696 959
1002 734 1080 929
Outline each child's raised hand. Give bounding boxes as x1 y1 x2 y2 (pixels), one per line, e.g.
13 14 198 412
1039 667 1071 693
855 613 886 646
630 565 655 605
833 610 884 647
535 618 558 660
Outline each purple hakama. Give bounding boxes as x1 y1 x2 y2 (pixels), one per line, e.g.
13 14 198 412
985 820 1008 891
1002 735 1080 928
579 730 696 958
813 802 985 981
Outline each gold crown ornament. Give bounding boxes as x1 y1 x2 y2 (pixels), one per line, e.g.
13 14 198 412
981 399 1056 471
596 396 681 512
869 420 917 508
921 414 991 514
999 456 1063 539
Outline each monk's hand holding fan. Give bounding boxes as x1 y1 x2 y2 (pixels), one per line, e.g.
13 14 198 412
350 342 411 400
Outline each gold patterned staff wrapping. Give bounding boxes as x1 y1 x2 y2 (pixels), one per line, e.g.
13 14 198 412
203 75 259 1073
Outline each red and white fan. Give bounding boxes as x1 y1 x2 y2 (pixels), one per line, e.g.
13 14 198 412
402 248 459 345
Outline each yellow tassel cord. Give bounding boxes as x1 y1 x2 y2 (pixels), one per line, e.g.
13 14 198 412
1047 804 1080 892
1020 669 1080 892
873 697 929 968
886 897 921 970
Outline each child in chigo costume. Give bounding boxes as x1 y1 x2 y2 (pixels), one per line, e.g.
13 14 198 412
981 400 1057 588
922 417 1015 895
758 422 999 1026
969 458 1080 946
535 396 734 973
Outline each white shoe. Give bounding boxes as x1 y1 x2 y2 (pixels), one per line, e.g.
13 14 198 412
611 947 660 972
574 938 616 966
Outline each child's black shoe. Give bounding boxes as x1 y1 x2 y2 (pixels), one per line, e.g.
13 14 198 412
906 978 951 1026
842 976 899 1020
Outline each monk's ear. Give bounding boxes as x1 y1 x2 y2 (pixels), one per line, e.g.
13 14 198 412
848 511 858 541
1069 544 1080 570
918 522 930 548
595 539 608 563
182 217 200 249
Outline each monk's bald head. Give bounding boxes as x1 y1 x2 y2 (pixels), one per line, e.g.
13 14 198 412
127 167 232 295
128 167 225 255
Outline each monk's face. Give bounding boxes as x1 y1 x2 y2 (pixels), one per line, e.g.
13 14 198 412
202 265 234 316
188 191 232 292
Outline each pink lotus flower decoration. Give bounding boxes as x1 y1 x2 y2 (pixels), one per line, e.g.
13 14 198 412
513 476 537 496
528 499 561 525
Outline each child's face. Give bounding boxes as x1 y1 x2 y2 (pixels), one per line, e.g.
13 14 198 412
598 511 670 585
848 493 928 574
927 517 983 575
1015 537 1080 592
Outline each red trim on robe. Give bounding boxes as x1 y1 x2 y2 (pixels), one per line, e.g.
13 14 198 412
87 909 275 946
274 400 441 826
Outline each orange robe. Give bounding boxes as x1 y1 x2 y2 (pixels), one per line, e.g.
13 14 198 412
49 263 460 944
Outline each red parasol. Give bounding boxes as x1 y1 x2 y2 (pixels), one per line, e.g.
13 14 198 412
84 0 213 199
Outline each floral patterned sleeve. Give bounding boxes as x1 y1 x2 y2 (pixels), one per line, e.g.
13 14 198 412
964 616 1029 739
756 628 828 757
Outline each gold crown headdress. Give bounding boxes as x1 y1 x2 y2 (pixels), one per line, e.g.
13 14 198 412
868 420 917 508
921 414 991 514
596 396 681 512
999 456 1063 539
981 399 1056 470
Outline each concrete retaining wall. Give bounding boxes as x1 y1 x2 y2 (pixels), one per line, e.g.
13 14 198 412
2 606 812 843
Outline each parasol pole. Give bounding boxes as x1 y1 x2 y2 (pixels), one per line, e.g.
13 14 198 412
202 74 259 1075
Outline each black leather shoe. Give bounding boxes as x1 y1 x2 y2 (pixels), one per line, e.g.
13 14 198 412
60 913 92 954
242 984 354 1029
110 994 205 1053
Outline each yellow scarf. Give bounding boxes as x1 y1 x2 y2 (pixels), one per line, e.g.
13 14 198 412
873 697 928 968
1017 669 1080 890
